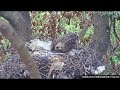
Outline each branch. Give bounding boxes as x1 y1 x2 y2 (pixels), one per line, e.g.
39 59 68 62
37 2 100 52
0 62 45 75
111 14 120 54
78 27 88 44
0 19 41 79
113 15 120 42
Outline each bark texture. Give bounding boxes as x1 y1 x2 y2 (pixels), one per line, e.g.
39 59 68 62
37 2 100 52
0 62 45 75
0 11 32 43
90 12 111 59
0 19 41 79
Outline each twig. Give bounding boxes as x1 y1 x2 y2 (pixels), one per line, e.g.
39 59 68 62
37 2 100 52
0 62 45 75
113 13 120 42
47 64 55 79
39 64 49 70
39 72 48 77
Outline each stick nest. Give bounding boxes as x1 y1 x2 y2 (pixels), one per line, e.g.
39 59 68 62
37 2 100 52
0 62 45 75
0 44 112 79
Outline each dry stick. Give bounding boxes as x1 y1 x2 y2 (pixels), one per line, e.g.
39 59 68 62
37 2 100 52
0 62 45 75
0 20 41 79
78 12 89 45
47 65 55 79
113 16 120 42
78 27 88 45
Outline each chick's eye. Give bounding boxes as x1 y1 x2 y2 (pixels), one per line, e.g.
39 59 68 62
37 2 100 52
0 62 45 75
55 46 59 49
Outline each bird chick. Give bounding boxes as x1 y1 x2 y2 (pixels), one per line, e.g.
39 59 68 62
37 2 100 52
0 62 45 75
51 33 78 53
47 55 65 79
55 42 65 53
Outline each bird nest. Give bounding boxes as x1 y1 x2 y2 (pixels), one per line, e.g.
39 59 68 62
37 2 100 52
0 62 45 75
0 44 112 79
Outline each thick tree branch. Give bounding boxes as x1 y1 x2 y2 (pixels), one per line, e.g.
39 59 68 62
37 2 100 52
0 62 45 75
0 11 32 43
0 19 41 79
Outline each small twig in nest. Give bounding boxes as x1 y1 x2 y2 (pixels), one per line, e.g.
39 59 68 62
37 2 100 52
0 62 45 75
47 64 55 79
40 72 48 77
39 64 49 70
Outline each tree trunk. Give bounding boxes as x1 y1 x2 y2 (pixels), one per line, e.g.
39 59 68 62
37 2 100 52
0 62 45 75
89 12 111 59
0 19 41 79
0 11 41 79
0 11 32 43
